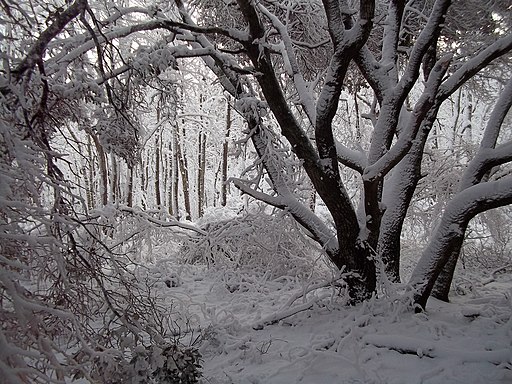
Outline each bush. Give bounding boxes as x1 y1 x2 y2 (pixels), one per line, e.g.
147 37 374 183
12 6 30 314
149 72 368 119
180 212 327 278
91 343 202 384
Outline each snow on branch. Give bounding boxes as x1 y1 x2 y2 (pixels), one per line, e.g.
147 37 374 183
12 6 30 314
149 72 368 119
174 2 240 97
251 295 327 330
84 205 206 235
461 144 512 190
231 178 285 209
354 46 387 103
409 176 512 302
48 15 247 77
246 125 339 255
364 54 452 181
9 0 87 80
439 177 512 232
437 33 512 102
119 206 206 234
251 274 344 330
480 77 512 150
317 0 375 131
335 141 368 173
459 77 512 190
396 0 450 94
379 0 405 80
256 2 316 125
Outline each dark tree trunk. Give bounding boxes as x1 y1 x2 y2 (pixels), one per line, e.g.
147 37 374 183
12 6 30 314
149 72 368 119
411 181 512 310
377 126 429 282
176 121 191 221
110 153 118 203
85 134 95 211
126 164 134 207
412 225 467 310
221 98 231 207
197 130 206 217
172 134 180 219
155 136 161 208
431 248 459 302
167 141 174 215
88 131 108 206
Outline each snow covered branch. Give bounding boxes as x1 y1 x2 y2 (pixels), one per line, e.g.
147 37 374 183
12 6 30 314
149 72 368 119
364 334 511 364
354 46 387 102
479 77 512 150
11 0 87 79
363 54 452 181
410 176 512 308
231 178 285 209
459 77 512 189
335 141 367 173
379 0 405 83
86 205 207 235
437 33 512 102
256 2 316 125
396 0 450 95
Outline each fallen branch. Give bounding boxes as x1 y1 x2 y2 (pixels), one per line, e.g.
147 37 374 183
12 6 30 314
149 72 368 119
82 205 206 235
118 206 206 235
364 334 511 364
252 292 331 330
280 270 345 310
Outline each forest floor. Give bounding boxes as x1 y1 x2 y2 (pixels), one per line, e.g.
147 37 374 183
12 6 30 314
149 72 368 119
146 248 512 384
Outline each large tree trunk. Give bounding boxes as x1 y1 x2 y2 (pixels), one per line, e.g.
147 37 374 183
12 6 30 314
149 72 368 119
249 121 377 302
377 148 422 282
377 112 436 282
431 248 459 301
410 178 512 310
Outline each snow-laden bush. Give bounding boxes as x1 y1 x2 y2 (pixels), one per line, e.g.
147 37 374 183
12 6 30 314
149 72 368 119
91 343 202 384
0 199 202 383
180 212 327 278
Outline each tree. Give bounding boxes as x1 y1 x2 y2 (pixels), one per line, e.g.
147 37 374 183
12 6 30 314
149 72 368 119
2 0 511 319
410 77 512 308
0 1 205 381
168 0 512 305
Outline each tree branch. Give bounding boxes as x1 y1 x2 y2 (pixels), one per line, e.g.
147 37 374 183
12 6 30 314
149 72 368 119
437 33 512 103
335 141 367 174
410 176 512 308
364 54 452 181
459 77 512 189
12 0 87 79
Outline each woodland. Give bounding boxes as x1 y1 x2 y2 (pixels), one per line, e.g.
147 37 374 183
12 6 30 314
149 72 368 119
1 0 511 383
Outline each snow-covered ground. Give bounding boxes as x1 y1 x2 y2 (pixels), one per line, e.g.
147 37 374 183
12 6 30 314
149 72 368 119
148 255 512 384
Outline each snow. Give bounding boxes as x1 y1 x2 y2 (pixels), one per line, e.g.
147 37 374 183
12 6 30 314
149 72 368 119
146 249 512 384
